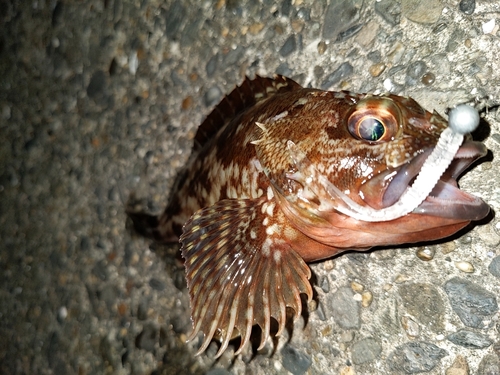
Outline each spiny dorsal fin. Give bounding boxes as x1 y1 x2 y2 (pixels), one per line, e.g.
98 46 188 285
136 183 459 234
180 197 312 357
194 75 302 151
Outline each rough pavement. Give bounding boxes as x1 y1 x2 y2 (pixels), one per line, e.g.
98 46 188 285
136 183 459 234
1 1 500 374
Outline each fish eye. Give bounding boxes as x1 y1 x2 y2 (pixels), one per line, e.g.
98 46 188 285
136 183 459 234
348 98 401 143
356 117 386 141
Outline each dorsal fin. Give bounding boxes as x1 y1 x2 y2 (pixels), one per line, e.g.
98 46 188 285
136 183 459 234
194 75 303 151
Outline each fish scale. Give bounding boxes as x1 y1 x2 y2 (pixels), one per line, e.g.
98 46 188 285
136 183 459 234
127 75 490 357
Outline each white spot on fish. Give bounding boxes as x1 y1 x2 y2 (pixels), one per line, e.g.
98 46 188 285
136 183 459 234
250 229 257 239
294 97 309 106
267 186 274 200
270 111 288 122
262 238 272 256
265 223 280 236
275 82 288 90
250 158 263 172
266 202 275 217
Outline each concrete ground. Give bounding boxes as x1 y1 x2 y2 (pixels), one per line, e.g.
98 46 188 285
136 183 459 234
1 0 500 374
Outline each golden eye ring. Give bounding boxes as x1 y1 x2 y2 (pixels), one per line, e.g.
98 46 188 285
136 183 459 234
348 98 401 143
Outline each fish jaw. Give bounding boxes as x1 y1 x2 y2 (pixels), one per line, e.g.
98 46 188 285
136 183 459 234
360 140 490 221
317 212 472 253
274 186 472 261
275 139 489 257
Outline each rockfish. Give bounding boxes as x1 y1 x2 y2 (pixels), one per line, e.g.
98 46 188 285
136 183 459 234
128 75 490 357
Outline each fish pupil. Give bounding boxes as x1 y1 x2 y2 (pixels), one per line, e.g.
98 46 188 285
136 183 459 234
358 117 385 141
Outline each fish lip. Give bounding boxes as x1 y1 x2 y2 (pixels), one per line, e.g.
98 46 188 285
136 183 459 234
381 140 489 220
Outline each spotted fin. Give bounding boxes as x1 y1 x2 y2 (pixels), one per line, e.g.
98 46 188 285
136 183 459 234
180 197 312 357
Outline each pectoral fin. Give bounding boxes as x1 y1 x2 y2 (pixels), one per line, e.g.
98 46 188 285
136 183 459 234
180 197 312 357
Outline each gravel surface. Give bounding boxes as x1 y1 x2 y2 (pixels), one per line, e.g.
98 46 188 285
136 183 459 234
1 1 500 374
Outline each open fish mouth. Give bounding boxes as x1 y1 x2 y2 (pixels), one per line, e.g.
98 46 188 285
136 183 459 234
371 141 490 221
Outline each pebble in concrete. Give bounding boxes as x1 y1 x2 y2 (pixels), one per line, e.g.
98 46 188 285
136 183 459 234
388 341 448 374
443 277 498 329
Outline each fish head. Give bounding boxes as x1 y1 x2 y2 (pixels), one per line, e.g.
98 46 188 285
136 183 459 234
275 92 490 256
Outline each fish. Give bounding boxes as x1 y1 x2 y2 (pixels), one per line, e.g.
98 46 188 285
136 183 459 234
127 75 490 357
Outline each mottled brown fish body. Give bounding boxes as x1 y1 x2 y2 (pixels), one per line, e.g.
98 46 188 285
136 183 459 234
131 75 489 357
158 77 309 238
